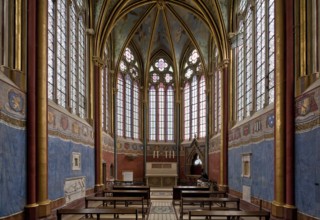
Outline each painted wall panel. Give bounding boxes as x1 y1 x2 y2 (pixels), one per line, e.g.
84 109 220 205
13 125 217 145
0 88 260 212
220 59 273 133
228 140 274 202
48 137 94 200
295 127 320 218
0 123 26 217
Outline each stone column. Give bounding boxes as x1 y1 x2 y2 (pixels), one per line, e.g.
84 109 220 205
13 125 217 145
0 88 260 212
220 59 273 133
37 0 51 217
176 100 180 180
220 60 229 190
143 97 147 180
284 0 297 219
205 91 209 173
113 86 118 180
25 0 38 218
272 0 286 218
93 59 104 191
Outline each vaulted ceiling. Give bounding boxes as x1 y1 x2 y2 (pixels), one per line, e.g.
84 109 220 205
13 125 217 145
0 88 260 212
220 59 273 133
95 0 230 83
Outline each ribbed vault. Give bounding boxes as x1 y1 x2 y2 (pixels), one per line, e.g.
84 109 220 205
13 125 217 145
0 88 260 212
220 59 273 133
94 0 229 89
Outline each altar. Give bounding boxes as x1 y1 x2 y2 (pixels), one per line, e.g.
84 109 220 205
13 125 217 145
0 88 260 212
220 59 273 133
145 162 177 187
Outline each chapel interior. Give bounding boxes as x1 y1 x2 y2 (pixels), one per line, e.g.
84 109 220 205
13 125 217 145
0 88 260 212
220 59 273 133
0 0 320 220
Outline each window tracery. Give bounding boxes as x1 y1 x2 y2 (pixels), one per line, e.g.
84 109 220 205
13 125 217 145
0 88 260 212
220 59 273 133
234 0 275 121
148 56 175 141
183 49 206 140
47 0 87 118
117 47 140 139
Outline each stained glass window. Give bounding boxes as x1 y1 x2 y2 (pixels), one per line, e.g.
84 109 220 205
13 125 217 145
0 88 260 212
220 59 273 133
184 83 190 140
125 75 132 138
199 76 206 137
149 87 156 141
148 56 174 141
167 86 174 141
117 47 140 139
183 49 206 140
133 83 139 139
235 0 275 121
47 0 87 118
117 75 124 136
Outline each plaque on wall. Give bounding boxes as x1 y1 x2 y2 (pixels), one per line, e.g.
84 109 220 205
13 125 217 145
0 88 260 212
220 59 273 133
64 176 86 203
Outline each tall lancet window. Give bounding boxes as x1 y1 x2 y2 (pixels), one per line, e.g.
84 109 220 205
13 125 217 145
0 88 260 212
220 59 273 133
48 0 87 118
117 47 141 139
234 0 275 121
148 56 175 141
183 49 206 140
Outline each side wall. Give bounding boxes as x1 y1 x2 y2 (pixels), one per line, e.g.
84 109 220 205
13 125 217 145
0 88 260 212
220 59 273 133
295 83 320 218
0 77 26 217
48 105 95 204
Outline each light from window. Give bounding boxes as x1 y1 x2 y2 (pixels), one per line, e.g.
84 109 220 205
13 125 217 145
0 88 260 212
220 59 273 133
199 76 206 138
256 0 266 111
117 75 124 136
184 83 190 140
133 83 139 139
167 86 174 141
149 87 156 140
158 84 165 141
125 75 132 138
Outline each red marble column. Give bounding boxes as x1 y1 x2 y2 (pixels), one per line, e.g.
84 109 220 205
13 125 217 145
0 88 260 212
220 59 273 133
284 0 297 218
94 64 103 191
25 0 38 218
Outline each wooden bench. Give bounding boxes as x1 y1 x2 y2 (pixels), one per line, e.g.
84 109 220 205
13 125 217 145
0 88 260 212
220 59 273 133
56 208 138 220
172 186 209 205
85 196 146 217
113 185 150 199
188 210 270 220
181 190 227 199
180 197 240 218
104 189 150 207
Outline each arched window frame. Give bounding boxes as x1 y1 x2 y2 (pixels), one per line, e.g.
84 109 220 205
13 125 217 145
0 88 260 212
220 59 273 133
212 48 221 135
117 47 141 139
47 0 88 119
234 0 275 122
148 56 175 142
183 49 206 140
0 0 14 69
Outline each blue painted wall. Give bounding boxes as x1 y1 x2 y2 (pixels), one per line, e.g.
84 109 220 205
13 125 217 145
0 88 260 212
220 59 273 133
48 137 95 200
0 123 26 217
228 140 274 202
295 127 320 218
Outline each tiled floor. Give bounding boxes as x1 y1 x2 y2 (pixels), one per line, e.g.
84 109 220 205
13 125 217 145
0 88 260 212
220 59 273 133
148 200 177 220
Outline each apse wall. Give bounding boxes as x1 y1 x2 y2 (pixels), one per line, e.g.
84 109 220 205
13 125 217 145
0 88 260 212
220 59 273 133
116 137 144 181
295 82 320 219
0 77 26 217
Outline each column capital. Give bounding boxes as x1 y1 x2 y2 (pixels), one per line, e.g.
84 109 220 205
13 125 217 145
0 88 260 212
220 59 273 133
222 59 230 68
92 56 105 68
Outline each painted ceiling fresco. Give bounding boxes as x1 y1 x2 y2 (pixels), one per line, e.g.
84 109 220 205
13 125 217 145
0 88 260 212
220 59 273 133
96 0 228 78
113 5 150 65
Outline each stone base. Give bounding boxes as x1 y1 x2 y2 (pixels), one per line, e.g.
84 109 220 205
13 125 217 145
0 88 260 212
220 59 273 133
38 200 51 218
218 184 229 192
283 204 297 220
94 184 104 193
24 203 38 220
